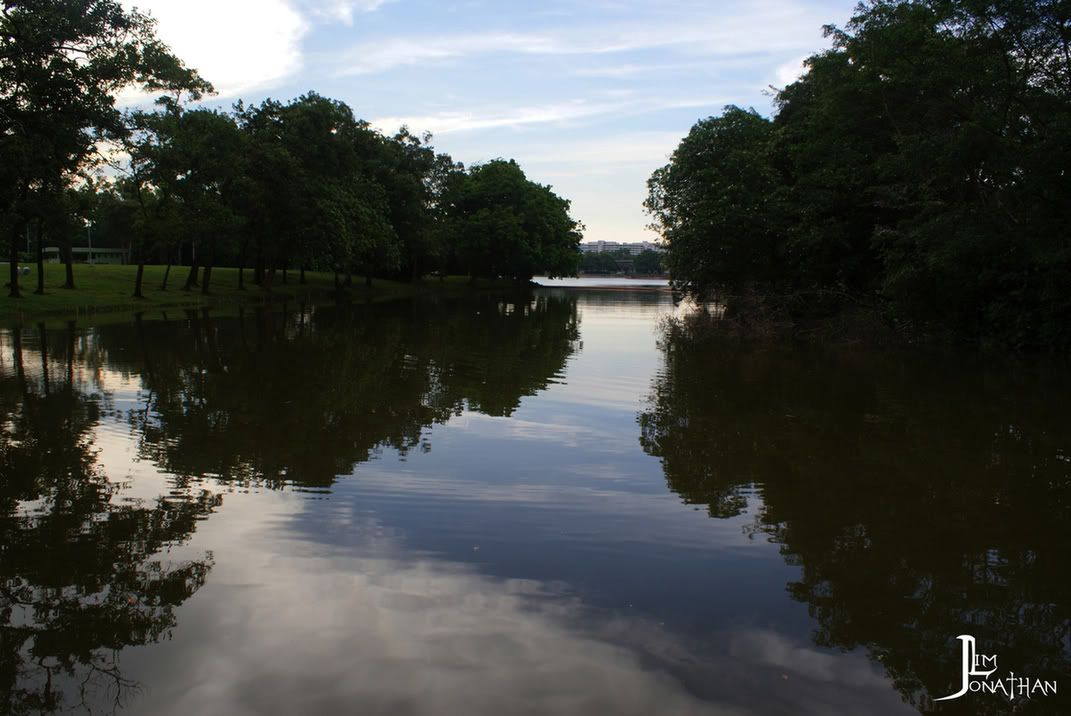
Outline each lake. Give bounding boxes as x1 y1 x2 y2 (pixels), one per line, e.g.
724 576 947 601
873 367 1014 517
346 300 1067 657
1 285 1067 715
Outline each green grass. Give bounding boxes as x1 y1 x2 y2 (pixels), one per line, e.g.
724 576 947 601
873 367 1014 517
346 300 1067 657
1 263 388 325
0 263 534 325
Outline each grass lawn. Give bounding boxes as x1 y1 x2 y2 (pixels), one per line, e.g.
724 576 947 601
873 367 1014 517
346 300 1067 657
0 263 534 325
1 263 396 324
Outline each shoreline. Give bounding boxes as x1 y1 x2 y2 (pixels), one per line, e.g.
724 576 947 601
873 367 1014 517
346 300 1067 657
0 264 530 326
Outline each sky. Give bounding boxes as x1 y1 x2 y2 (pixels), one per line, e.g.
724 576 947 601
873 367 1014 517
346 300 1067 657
122 0 859 244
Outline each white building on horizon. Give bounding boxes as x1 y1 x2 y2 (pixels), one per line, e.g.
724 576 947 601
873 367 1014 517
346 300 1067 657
579 241 664 255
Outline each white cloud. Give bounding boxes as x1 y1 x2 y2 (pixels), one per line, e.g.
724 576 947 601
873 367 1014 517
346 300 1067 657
298 0 395 25
124 0 399 98
334 1 831 76
371 99 627 134
125 0 309 97
370 93 727 136
774 55 809 87
335 32 564 76
571 62 706 78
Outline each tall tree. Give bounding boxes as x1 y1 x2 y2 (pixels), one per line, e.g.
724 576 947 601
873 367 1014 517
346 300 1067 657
648 0 1071 347
0 0 209 298
373 127 439 281
443 159 582 281
127 101 244 294
646 107 781 300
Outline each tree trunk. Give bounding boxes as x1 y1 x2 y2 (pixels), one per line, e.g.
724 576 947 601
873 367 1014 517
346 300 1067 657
201 240 215 294
34 219 44 295
253 247 264 285
282 265 288 284
365 273 372 287
8 218 20 298
133 261 146 298
237 239 248 290
184 249 200 291
238 306 248 350
62 236 75 289
160 261 173 290
300 264 306 285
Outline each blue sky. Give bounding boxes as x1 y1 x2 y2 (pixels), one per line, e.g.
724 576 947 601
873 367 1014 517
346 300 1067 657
124 0 858 244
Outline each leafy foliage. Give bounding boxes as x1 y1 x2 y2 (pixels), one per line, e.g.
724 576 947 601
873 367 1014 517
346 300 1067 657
441 159 583 281
0 0 209 296
1 4 584 300
648 0 1071 348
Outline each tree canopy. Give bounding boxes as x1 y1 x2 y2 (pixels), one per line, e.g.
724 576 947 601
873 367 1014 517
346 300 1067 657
439 159 582 281
647 0 1071 348
1 2 584 298
0 0 209 296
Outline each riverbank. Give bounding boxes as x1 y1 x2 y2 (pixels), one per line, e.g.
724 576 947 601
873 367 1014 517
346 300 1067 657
0 264 526 324
576 273 667 280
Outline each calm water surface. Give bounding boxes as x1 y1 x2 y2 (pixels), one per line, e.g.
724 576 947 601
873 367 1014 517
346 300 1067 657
1 287 1068 715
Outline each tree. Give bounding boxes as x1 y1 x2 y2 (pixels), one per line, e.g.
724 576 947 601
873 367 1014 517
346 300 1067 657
235 93 402 289
233 98 297 288
0 0 209 298
349 178 399 286
828 0 1071 344
442 159 582 281
276 93 365 286
131 103 245 295
648 0 1071 347
633 249 664 275
375 127 438 281
581 251 619 274
646 107 782 300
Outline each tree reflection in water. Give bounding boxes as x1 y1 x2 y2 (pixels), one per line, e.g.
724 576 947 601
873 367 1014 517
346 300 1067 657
0 326 219 714
106 294 579 490
640 315 1070 715
0 292 580 712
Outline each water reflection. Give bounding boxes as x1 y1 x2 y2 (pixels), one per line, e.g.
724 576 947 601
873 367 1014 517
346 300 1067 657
120 514 725 716
640 315 1071 714
3 290 1067 715
84 294 578 490
0 327 218 713
0 292 583 712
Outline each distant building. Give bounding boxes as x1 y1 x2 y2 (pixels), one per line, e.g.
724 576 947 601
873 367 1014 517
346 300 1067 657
44 247 128 264
579 241 664 255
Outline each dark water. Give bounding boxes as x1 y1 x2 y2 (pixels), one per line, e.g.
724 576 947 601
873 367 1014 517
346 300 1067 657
1 288 1067 715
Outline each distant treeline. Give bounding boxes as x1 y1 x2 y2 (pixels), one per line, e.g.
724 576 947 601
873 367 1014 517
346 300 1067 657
580 248 665 275
647 0 1070 348
1 1 583 300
